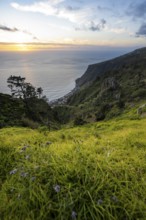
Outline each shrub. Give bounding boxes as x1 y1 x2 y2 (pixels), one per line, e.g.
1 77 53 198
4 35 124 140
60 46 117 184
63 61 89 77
74 117 86 126
21 117 39 129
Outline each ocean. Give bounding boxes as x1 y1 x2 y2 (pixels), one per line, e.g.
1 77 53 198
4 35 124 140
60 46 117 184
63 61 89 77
0 48 132 101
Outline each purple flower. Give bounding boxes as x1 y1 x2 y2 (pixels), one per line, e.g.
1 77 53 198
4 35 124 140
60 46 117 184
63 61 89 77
53 185 60 193
22 145 28 150
17 194 21 199
20 145 29 153
97 199 103 205
111 196 118 203
10 188 15 192
71 211 77 219
20 172 28 178
25 155 30 160
31 176 36 181
10 169 17 175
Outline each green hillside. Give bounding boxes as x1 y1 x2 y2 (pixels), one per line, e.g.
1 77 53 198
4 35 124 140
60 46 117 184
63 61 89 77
1 117 146 219
61 47 146 123
1 48 146 219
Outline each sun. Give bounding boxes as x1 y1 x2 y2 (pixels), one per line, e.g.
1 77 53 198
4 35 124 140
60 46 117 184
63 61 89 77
16 43 30 51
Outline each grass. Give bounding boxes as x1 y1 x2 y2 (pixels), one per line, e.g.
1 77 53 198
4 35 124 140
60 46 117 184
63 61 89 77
0 119 146 219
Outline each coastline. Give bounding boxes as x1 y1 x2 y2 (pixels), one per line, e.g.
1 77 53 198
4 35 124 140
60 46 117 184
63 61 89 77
49 86 78 107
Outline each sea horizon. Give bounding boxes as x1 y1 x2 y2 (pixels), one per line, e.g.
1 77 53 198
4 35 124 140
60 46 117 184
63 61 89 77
0 47 136 101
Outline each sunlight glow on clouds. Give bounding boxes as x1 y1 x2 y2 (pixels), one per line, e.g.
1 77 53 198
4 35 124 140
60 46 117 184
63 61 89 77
11 1 98 27
0 0 145 50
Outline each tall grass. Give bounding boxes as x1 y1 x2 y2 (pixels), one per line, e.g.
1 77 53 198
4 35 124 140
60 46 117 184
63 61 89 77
0 119 146 219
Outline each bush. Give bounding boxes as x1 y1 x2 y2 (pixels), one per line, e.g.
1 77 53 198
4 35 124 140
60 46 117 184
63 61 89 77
74 117 86 126
53 106 72 124
38 126 49 133
21 117 39 129
132 88 146 98
106 106 121 119
95 112 105 121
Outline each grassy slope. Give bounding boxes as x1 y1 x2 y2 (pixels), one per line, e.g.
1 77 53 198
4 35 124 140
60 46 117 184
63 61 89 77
0 118 146 219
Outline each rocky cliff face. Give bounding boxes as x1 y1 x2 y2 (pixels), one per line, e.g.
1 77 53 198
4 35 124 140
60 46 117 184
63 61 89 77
75 47 146 88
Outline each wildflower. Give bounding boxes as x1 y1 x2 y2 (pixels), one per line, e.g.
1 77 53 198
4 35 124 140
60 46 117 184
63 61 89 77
10 188 15 192
25 155 30 160
111 196 118 203
17 194 21 199
10 169 17 175
20 145 29 153
71 211 77 219
31 176 36 181
34 166 40 170
53 185 60 193
22 145 28 150
20 172 28 178
97 199 103 205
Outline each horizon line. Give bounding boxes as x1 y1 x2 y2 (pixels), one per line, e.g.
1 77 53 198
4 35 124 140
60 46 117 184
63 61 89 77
0 42 144 52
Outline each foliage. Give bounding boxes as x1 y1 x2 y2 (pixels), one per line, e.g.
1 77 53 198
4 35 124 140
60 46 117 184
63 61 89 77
66 48 146 122
74 116 86 126
21 117 39 129
0 93 25 127
0 118 146 219
0 93 59 129
53 105 74 124
7 75 43 99
0 76 60 128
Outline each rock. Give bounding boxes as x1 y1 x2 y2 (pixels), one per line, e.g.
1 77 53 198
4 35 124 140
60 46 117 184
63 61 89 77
102 77 119 90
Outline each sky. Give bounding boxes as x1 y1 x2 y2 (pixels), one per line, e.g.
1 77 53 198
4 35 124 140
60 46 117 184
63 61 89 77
0 0 146 51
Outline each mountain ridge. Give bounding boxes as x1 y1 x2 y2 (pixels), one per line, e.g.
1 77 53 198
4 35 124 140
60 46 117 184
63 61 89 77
75 47 146 89
57 46 146 124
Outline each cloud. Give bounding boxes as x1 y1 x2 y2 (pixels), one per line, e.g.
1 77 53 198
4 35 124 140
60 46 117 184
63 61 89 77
76 19 106 31
97 5 112 12
11 2 58 16
136 23 146 37
11 1 106 32
0 24 39 40
49 0 65 4
108 28 127 34
65 5 80 11
11 1 85 23
22 30 39 40
0 25 18 32
127 1 146 18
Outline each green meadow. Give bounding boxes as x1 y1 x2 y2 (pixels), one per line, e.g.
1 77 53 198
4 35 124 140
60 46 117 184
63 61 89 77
0 118 146 219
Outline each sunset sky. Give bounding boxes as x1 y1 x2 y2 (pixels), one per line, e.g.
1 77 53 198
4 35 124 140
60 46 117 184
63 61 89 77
0 0 146 51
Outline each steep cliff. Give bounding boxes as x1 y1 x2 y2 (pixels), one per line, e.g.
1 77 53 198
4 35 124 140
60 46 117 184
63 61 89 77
65 47 146 123
76 47 146 88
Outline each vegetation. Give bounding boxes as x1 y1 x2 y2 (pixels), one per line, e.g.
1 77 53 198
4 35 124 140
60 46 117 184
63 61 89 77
1 48 146 219
66 48 146 122
7 75 43 99
0 117 146 219
0 76 59 129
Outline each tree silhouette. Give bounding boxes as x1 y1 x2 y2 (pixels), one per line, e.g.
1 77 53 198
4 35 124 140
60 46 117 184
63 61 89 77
37 87 43 99
7 75 43 99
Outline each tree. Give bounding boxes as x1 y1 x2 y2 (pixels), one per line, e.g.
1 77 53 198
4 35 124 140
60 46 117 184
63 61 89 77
7 75 43 100
37 87 43 99
7 75 25 98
